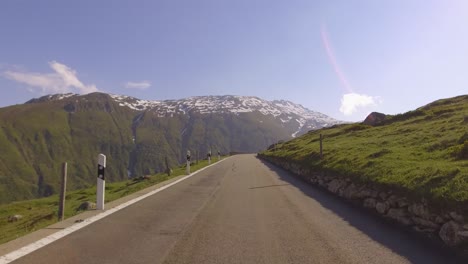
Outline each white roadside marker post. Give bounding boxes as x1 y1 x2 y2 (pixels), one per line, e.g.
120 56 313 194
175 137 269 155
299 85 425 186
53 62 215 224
186 150 191 175
208 150 211 165
97 154 106 210
217 150 220 161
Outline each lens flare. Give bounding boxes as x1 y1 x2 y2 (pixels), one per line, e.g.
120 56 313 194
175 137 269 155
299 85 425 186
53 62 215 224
320 25 353 93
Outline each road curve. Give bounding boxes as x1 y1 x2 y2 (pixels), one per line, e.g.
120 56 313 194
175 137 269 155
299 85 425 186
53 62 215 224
12 154 464 264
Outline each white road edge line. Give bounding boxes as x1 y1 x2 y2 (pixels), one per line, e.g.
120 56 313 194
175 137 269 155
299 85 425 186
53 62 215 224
0 158 229 264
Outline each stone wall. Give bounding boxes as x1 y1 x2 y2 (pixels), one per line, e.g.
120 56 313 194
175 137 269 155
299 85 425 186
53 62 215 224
258 154 468 248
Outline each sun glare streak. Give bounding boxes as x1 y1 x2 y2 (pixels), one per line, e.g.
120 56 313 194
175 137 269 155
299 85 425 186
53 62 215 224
320 25 353 93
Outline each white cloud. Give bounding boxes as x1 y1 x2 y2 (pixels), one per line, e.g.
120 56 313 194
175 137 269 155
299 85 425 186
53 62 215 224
339 93 379 116
3 61 98 94
124 81 151 90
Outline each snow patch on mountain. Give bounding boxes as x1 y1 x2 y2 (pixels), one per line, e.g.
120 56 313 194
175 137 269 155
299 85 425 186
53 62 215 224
109 94 331 119
292 118 306 138
37 93 343 135
108 94 342 133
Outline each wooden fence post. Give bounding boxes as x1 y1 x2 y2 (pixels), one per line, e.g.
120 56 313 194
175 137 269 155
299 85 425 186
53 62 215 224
186 150 191 175
58 162 67 221
165 156 171 176
320 134 323 159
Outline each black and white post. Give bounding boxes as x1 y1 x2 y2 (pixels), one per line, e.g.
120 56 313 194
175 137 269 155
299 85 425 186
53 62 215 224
208 150 212 165
97 154 106 210
186 150 191 175
217 150 220 161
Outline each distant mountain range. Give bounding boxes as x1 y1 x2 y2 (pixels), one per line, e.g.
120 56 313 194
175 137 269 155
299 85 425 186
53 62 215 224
0 92 342 203
29 93 339 137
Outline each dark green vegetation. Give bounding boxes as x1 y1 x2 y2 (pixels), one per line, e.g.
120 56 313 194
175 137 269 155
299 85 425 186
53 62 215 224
0 93 292 204
0 158 217 244
262 95 468 206
0 93 135 203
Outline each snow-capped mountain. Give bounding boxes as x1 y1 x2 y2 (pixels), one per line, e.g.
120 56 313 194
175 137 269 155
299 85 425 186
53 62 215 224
107 94 341 137
27 93 341 138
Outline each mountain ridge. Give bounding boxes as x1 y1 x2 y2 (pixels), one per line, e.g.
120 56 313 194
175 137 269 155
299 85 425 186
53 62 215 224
27 93 342 137
0 92 341 203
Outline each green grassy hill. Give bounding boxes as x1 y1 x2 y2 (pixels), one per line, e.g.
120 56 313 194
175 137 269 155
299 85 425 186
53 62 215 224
0 93 136 203
261 95 468 207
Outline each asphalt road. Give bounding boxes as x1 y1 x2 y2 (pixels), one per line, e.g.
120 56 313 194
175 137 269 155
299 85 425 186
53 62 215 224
11 154 465 264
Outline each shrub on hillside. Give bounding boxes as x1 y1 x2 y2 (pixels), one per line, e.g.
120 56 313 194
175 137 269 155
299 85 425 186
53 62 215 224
458 132 468 144
382 109 426 124
461 141 468 159
343 124 371 133
451 141 468 160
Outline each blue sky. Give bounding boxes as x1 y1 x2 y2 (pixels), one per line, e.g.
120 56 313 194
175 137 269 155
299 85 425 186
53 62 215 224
1 0 467 121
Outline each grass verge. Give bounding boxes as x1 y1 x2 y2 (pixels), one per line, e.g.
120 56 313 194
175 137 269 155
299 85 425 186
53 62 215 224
261 95 468 212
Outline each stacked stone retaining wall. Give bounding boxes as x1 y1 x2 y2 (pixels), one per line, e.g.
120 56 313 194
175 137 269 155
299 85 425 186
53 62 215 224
258 154 468 249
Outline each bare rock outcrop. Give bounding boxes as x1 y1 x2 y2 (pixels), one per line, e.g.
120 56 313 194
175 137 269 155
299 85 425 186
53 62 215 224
362 112 386 126
77 201 96 211
7 215 23 223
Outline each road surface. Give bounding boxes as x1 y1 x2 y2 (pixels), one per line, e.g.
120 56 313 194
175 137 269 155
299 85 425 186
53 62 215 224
11 154 465 263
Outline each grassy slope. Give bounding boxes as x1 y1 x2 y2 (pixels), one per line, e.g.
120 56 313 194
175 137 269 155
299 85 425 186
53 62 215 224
261 95 468 207
0 95 136 203
0 158 219 244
